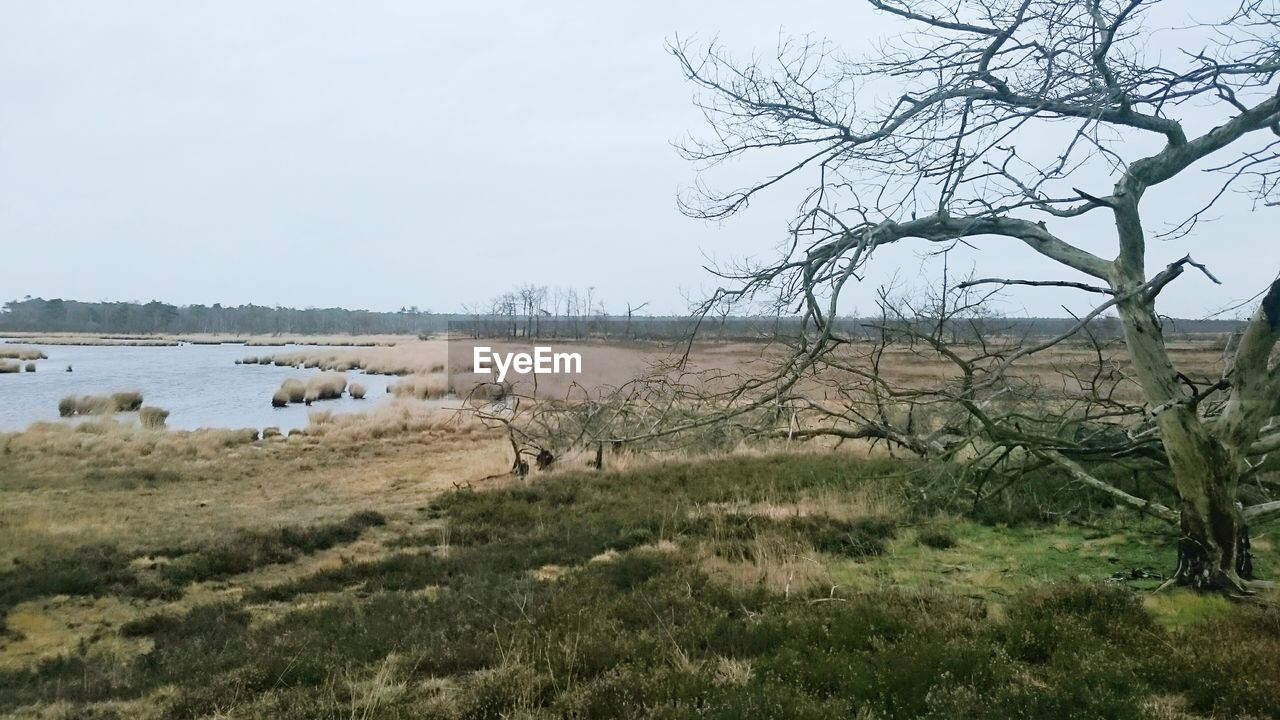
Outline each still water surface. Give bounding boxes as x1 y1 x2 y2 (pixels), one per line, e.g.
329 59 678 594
0 341 392 432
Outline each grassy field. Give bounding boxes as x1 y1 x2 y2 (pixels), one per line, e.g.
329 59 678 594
3 423 1279 718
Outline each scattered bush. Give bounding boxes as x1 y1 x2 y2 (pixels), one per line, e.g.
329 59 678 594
24 362 35 372
57 392 145 417
271 387 290 408
349 382 366 399
140 407 170 429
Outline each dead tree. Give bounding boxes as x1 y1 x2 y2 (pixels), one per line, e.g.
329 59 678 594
672 0 1280 593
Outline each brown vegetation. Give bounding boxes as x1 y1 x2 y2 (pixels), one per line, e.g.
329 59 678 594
0 347 46 361
0 361 19 374
139 407 169 429
57 392 145 417
304 373 348 404
388 373 451 399
271 378 307 407
349 382 366 399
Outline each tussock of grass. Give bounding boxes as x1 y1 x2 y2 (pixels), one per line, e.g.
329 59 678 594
0 360 20 374
139 407 169 429
349 382 366 399
388 373 450 399
57 392 144 417
0 347 47 361
303 373 347 404
24 362 36 372
271 387 290 407
271 378 307 407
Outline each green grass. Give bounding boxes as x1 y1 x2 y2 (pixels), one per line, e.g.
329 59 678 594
3 453 1279 718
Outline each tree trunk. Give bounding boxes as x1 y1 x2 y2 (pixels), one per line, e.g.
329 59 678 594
1113 281 1251 593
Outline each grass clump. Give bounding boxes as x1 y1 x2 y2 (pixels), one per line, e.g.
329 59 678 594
24 362 36 372
389 373 450 399
304 373 347 404
0 360 20 374
0 347 46 360
349 382 366 399
57 392 145 417
271 378 306 407
139 406 169 429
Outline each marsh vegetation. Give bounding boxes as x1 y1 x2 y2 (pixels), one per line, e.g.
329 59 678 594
57 391 144 417
1 430 1277 717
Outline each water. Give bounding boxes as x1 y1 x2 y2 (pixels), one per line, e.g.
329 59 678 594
0 341 393 432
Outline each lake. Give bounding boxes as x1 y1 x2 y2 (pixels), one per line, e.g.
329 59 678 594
0 341 393 432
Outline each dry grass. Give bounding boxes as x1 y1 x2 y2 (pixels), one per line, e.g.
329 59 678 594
272 378 307 406
0 346 48 360
24 362 36 372
0 360 20 374
139 407 169 429
388 373 451 399
350 382 367 399
57 392 144 417
240 339 449 375
304 373 348 403
6 335 179 347
0 408 506 570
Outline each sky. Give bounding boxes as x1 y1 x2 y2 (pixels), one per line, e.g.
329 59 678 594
0 1 1274 319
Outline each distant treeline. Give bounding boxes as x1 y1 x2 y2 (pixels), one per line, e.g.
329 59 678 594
0 297 1247 341
0 298 446 336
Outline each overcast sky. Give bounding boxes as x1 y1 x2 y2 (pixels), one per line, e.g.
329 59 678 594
0 1 1273 318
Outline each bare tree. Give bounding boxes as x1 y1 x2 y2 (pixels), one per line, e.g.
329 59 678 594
673 0 1280 593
